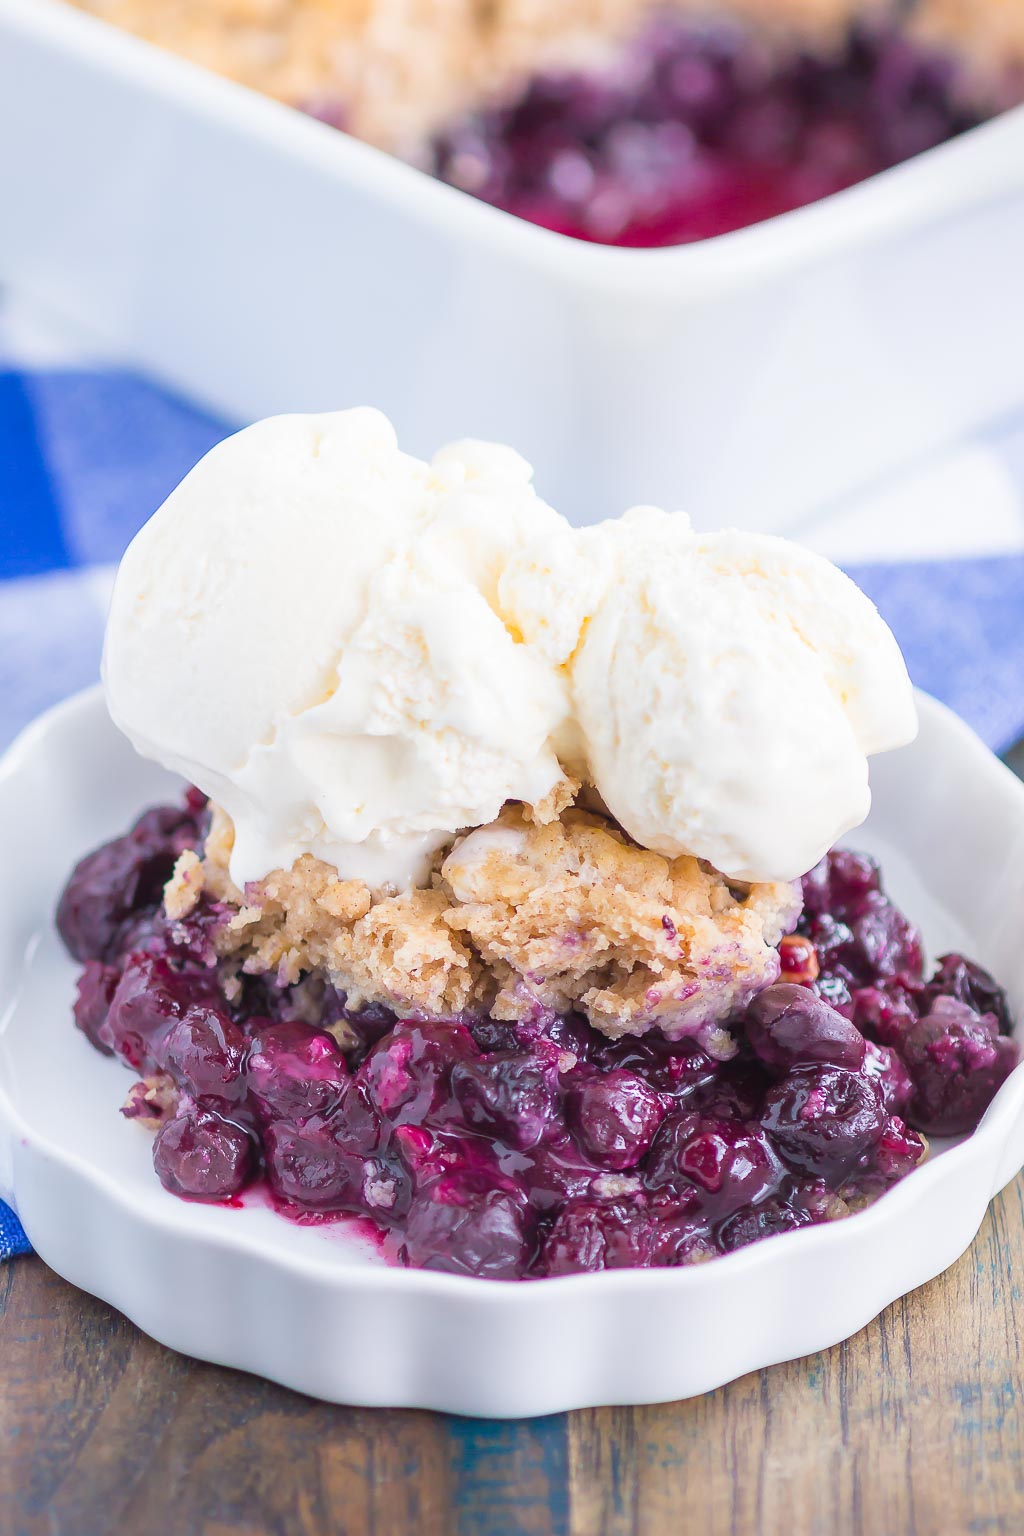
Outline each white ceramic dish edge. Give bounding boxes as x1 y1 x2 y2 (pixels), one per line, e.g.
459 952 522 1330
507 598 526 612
2 0 1024 530
1 686 1024 1417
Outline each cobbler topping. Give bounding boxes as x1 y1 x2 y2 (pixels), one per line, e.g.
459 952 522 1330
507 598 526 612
167 799 800 1047
57 793 1018 1280
64 0 896 155
69 0 1020 245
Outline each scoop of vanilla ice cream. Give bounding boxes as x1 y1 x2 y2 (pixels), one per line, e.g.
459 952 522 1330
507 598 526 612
105 408 916 895
103 408 591 890
571 507 917 883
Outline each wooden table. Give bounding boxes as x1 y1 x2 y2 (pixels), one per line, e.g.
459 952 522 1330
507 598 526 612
2 1184 1024 1535
5 760 1024 1536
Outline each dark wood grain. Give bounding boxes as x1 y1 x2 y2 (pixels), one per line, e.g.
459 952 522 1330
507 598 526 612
3 1176 1024 1534
0 1259 452 1536
570 1175 1024 1536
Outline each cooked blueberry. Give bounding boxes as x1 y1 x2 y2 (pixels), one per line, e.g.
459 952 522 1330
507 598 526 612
264 1119 366 1211
520 1135 603 1213
760 1066 886 1180
468 1018 522 1053
247 1020 348 1124
801 848 880 918
542 1011 603 1064
600 1034 720 1098
104 954 222 1071
72 960 121 1055
923 954 1013 1035
153 1109 254 1201
56 838 165 963
846 893 924 982
746 983 866 1071
717 1199 811 1252
129 804 204 853
565 1069 664 1168
900 998 1019 1136
400 1174 531 1280
540 1199 658 1275
56 801 202 962
846 983 921 1047
163 1005 248 1102
332 1079 387 1159
359 1020 477 1124
451 1051 560 1150
645 1113 783 1217
861 1038 913 1115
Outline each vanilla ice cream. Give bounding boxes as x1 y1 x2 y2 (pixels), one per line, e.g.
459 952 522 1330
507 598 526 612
103 409 591 890
104 408 916 892
572 506 917 882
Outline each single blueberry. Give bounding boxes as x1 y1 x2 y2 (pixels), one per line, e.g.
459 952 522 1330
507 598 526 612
645 1113 783 1218
56 801 203 962
923 954 1012 1035
540 1199 658 1275
72 960 121 1056
264 1118 367 1212
565 1069 665 1169
247 1020 349 1125
104 954 222 1072
400 1174 531 1280
153 1109 253 1201
745 983 866 1071
901 998 1018 1136
451 1051 561 1150
760 1065 886 1180
163 1004 248 1102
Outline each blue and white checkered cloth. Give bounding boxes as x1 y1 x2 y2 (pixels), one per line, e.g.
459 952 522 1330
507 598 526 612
2 286 1024 1256
0 1199 30 1261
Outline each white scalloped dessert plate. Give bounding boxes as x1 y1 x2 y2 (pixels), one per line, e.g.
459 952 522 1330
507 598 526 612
2 685 1024 1417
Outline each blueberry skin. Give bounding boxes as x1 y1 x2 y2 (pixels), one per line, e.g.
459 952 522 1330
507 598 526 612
153 1110 254 1201
760 1066 886 1181
745 983 866 1072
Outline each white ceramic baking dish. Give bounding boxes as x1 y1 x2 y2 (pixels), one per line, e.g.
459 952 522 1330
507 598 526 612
1 0 1024 531
1 685 1023 1416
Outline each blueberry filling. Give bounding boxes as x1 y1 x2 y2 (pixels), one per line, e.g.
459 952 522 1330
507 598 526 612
57 794 1018 1279
426 20 995 246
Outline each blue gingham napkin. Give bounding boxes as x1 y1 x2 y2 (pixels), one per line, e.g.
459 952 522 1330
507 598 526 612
2 287 1024 1256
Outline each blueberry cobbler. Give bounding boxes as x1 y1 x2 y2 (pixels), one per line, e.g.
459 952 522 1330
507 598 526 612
69 0 1024 245
56 408 1018 1280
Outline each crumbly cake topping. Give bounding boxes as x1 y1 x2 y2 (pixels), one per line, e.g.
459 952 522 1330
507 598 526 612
912 0 1024 81
166 799 800 1047
120 1073 180 1129
70 0 889 152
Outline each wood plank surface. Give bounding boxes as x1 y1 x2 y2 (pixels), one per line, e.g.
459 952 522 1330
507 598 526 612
3 1174 1024 1535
